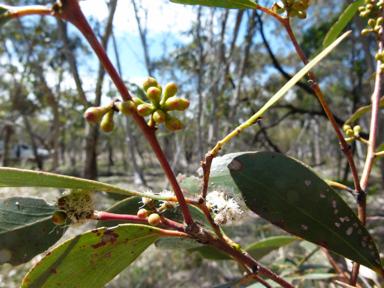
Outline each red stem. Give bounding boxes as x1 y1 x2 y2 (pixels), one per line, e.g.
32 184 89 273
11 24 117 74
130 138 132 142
97 211 185 232
53 0 194 225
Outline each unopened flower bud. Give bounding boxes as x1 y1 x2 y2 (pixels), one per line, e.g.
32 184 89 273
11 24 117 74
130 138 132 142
162 82 178 104
84 106 111 124
176 98 190 111
143 77 158 92
148 213 161 226
361 29 372 35
289 10 297 17
346 129 354 137
164 96 179 111
137 103 155 117
100 110 114 133
294 1 304 11
147 87 162 104
165 115 183 131
353 125 361 134
343 125 351 132
133 97 146 106
52 211 67 225
115 100 136 116
137 209 151 219
368 18 376 28
297 10 307 19
153 110 166 123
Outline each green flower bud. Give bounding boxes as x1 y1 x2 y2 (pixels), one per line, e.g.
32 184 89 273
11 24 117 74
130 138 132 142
368 18 376 28
142 77 158 92
52 211 67 225
137 209 151 219
361 29 372 35
148 213 160 226
381 63 384 71
378 0 384 7
146 87 162 104
293 1 305 11
377 17 383 25
133 97 146 106
289 10 297 18
343 125 351 132
358 6 366 12
375 53 383 61
84 106 111 124
115 100 136 116
165 115 183 131
346 129 354 137
137 103 155 117
297 10 307 19
162 82 178 104
100 110 114 133
360 11 370 17
152 110 166 123
353 125 361 134
366 4 373 10
164 96 180 111
176 98 190 111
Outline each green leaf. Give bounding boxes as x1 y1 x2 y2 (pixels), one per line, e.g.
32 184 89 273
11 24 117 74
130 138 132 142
213 279 243 288
245 236 299 261
373 142 384 164
156 237 202 250
344 97 384 124
169 0 258 9
0 5 12 27
323 0 364 48
0 168 167 200
21 224 163 288
0 197 65 266
228 152 384 277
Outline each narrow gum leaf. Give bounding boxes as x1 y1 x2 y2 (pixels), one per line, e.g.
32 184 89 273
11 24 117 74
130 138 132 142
169 0 258 9
228 152 384 278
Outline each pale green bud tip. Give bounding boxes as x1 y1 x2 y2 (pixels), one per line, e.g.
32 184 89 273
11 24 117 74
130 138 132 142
100 110 114 133
346 129 354 137
164 96 179 111
148 213 160 226
84 106 111 124
142 77 158 92
343 125 351 132
176 98 190 111
146 87 162 103
115 101 136 116
165 116 183 131
52 211 67 225
361 29 372 35
137 104 154 117
163 82 178 99
353 125 361 134
153 110 166 123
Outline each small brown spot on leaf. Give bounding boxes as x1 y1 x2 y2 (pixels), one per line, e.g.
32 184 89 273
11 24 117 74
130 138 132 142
319 193 325 198
353 222 358 227
105 252 110 258
301 224 308 231
304 180 311 186
91 230 120 249
334 209 338 214
228 159 243 172
50 269 58 274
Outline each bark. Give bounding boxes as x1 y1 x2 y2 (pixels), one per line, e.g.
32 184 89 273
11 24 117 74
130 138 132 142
23 115 44 170
0 125 13 167
82 0 117 180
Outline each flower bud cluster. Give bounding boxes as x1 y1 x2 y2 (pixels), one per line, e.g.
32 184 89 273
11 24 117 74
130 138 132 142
359 0 384 36
84 100 136 133
342 124 362 143
272 0 310 19
133 77 189 131
206 187 246 226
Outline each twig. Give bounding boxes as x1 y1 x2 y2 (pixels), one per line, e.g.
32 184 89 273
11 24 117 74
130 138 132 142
200 152 214 199
321 248 349 283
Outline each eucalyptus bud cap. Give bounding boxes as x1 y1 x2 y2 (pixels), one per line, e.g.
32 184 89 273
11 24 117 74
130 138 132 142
176 98 190 111
115 100 136 116
137 209 150 219
142 77 158 92
377 17 383 25
162 82 178 103
293 1 305 11
297 10 307 19
353 125 361 134
100 110 115 133
84 106 111 124
148 213 161 226
165 115 183 131
164 96 179 111
368 18 376 28
343 125 351 132
346 129 354 137
153 110 166 123
52 211 67 225
146 87 162 104
137 103 155 117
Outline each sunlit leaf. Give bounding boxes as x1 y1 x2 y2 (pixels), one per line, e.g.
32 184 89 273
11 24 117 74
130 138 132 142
323 0 364 48
0 197 65 266
0 168 166 200
245 236 299 260
169 0 258 9
228 152 384 277
21 224 164 288
344 97 384 124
